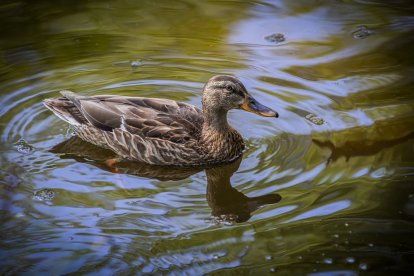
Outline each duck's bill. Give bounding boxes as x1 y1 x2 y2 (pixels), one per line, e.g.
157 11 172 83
240 96 278 118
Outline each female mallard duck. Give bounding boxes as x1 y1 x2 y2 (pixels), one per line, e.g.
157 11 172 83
44 75 278 166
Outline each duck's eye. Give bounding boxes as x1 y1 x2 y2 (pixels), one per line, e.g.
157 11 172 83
226 85 234 92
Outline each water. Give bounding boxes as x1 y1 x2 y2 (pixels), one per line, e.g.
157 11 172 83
1 0 414 274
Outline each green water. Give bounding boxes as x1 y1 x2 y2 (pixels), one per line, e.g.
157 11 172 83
1 0 414 274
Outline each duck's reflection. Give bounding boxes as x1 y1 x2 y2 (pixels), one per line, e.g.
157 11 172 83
206 158 281 223
51 136 281 223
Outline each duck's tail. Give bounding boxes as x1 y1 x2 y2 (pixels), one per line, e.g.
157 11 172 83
43 90 86 126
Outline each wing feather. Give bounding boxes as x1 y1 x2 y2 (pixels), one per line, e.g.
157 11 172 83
60 92 203 144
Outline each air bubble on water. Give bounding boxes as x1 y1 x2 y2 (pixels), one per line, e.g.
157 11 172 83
359 263 368 270
131 60 142 68
64 127 75 137
344 222 349 227
264 33 285 44
352 25 375 39
346 257 355 264
265 255 273 261
333 234 339 238
269 267 277 273
33 188 55 202
323 258 333 264
210 214 238 225
14 138 34 154
305 113 324 125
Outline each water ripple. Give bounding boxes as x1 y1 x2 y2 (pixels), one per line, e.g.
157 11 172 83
1 0 414 274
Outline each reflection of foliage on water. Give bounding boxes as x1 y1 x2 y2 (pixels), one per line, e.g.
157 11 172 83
312 118 414 163
0 0 253 92
313 131 414 163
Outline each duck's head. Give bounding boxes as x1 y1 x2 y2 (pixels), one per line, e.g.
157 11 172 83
202 75 278 118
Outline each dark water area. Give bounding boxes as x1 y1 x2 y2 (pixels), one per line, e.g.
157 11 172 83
1 0 414 274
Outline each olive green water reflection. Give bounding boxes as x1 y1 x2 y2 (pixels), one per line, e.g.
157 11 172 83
1 0 414 274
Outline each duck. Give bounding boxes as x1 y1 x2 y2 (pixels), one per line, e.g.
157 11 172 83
43 75 278 166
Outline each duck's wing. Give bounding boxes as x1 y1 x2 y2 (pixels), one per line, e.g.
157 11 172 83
46 90 203 143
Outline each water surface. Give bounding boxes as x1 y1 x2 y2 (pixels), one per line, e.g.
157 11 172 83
1 0 414 274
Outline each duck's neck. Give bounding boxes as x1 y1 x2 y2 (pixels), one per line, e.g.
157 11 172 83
202 108 230 133
200 108 244 159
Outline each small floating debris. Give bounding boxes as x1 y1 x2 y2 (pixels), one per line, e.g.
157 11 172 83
305 113 324 125
130 60 142 68
265 33 285 44
352 25 375 39
33 188 55 202
14 138 34 154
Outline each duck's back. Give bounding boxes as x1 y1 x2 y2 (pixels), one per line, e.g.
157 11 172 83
44 90 205 165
